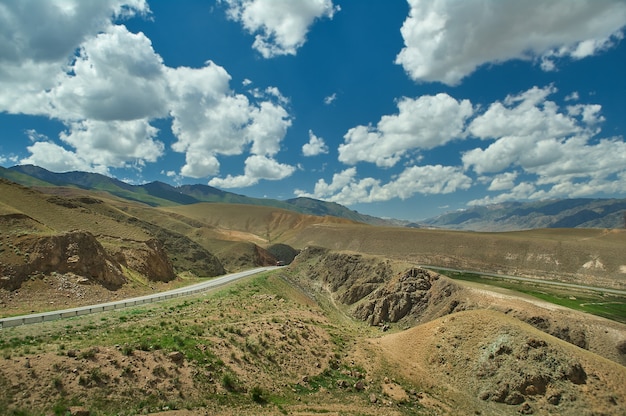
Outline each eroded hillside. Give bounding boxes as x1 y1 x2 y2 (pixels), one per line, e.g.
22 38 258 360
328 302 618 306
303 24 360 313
286 247 626 366
0 180 226 313
283 248 626 414
2 251 625 415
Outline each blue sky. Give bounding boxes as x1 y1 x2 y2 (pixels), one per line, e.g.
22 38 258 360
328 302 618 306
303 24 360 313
1 1 625 221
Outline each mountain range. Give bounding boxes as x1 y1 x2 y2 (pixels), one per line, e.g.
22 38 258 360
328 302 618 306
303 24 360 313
1 164 624 231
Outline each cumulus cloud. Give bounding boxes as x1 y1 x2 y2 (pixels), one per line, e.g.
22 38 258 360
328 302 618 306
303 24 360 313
302 130 329 156
21 141 100 174
47 25 169 122
0 0 150 115
339 94 473 167
469 182 538 206
296 165 471 206
396 0 626 85
221 0 339 58
1 2 294 184
463 85 626 204
168 63 292 179
209 155 295 188
487 172 518 191
21 119 164 176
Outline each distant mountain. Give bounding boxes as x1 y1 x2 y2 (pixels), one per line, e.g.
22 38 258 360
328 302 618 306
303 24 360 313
0 165 393 226
285 197 394 225
422 199 626 231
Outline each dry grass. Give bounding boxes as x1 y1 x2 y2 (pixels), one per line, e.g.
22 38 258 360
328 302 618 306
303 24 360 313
0 272 390 415
0 180 151 241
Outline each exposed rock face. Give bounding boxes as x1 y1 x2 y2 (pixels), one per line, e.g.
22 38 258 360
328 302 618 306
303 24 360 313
1 231 126 290
291 247 461 326
111 238 175 282
293 248 391 304
353 267 460 326
127 217 225 277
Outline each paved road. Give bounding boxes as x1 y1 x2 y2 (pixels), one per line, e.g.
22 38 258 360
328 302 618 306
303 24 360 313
0 266 278 329
420 265 626 296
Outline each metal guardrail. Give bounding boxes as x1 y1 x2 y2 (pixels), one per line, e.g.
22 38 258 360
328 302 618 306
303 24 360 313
1 267 276 329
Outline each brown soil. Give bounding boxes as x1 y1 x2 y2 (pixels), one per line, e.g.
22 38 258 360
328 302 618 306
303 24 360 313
359 309 626 415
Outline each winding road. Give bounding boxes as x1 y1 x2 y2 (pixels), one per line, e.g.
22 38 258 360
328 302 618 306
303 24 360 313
3 264 624 329
0 266 278 329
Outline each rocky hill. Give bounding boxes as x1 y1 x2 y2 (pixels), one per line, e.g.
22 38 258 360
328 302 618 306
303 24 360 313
288 247 626 357
0 179 225 297
368 309 626 415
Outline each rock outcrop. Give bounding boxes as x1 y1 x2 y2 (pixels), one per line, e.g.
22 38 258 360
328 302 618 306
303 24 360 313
290 247 462 326
1 231 126 290
111 238 176 282
353 267 460 326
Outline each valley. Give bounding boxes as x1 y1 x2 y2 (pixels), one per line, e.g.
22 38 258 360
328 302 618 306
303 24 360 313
0 175 625 415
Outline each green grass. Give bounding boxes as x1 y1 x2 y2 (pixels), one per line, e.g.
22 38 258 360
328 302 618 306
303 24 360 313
435 269 626 323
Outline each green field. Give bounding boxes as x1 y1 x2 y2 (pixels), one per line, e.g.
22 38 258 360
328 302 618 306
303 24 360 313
433 269 626 324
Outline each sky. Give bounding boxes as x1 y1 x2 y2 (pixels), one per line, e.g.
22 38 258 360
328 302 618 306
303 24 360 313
0 0 625 221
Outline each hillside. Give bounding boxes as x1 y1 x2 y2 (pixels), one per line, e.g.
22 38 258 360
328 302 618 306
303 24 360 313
0 165 390 226
422 199 626 231
3 165 625 231
0 179 225 305
1 252 625 415
279 223 626 290
1 176 625 415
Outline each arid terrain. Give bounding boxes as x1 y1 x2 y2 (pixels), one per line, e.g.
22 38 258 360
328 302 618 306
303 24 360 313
1 178 625 415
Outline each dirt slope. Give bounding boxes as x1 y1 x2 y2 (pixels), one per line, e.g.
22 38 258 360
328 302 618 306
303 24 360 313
283 223 626 290
287 247 626 366
363 309 626 415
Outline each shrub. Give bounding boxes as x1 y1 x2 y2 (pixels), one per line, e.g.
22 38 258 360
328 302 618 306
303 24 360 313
221 372 238 392
250 385 266 404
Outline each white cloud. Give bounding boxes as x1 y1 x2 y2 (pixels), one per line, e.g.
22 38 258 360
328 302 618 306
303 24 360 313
209 155 295 188
323 93 337 105
222 0 339 58
20 119 164 175
264 86 290 106
0 0 150 115
469 182 537 206
302 130 329 156
21 141 100 174
296 165 471 206
59 119 163 167
488 172 518 191
396 0 626 85
339 94 473 167
567 104 604 125
463 85 626 204
463 86 606 175
0 2 294 182
247 101 292 156
48 25 169 122
168 63 292 178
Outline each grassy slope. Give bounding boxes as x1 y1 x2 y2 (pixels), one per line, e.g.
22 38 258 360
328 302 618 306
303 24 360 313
434 269 626 323
0 179 150 240
281 223 626 288
159 203 357 245
2 269 625 415
0 272 393 415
